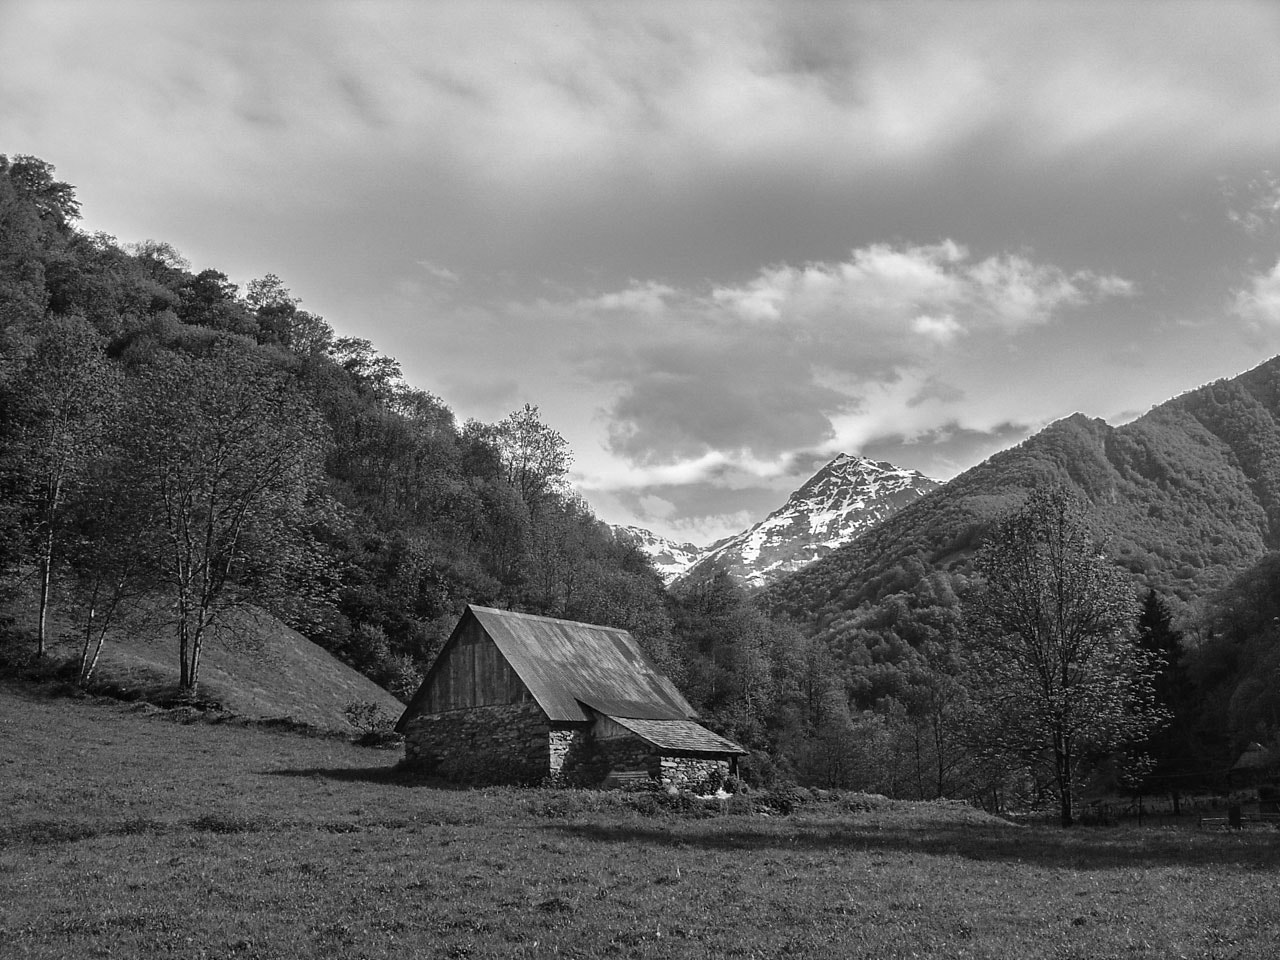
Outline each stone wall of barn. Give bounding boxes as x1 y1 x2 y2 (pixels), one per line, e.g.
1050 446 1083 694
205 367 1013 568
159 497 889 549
559 728 733 789
403 702 554 785
555 732 655 786
404 706 736 789
660 755 731 788
548 729 580 775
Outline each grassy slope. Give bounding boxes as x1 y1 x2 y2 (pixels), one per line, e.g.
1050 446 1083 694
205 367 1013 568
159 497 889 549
3 682 1279 960
3 590 404 731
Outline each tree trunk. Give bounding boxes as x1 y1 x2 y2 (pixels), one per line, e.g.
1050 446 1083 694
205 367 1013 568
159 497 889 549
932 711 949 799
82 628 106 687
186 604 209 696
36 550 51 658
77 590 98 685
36 471 66 659
178 610 191 691
1057 740 1075 827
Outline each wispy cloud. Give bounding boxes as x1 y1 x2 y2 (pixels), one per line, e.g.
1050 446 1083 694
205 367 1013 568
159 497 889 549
1222 172 1280 237
561 242 1132 470
1233 260 1280 326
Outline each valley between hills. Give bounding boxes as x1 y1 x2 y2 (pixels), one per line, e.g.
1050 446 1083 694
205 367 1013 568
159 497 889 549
4 153 1280 826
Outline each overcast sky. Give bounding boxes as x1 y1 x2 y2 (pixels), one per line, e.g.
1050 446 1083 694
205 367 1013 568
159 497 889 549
6 1 1280 544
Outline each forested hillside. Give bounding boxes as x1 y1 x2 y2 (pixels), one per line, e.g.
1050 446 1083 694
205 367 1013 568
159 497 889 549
764 363 1280 635
750 364 1280 808
5 155 1279 813
0 155 819 783
0 155 675 703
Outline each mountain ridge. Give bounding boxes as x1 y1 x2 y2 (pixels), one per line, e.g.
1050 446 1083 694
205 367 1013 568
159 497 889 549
761 355 1280 639
683 454 941 590
619 454 940 589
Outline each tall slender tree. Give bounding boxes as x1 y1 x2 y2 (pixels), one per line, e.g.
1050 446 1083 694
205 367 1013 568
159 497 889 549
119 341 329 693
964 486 1164 826
12 317 117 655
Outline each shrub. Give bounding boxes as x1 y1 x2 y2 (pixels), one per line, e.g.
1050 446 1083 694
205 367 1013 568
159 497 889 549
343 699 401 747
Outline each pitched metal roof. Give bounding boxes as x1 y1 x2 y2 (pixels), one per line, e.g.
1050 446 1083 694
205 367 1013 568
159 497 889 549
463 605 696 723
607 716 747 755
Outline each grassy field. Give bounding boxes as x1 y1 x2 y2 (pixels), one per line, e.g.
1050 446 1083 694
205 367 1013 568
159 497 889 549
3 680 1279 959
1 589 404 731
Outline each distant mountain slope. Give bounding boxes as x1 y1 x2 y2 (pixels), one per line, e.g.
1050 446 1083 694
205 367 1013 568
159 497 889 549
762 355 1280 636
614 526 705 583
684 455 940 590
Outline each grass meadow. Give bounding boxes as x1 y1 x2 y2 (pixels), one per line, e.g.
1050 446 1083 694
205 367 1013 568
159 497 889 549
3 679 1279 960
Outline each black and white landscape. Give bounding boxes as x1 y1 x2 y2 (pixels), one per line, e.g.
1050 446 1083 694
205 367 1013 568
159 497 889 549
5 4 1280 958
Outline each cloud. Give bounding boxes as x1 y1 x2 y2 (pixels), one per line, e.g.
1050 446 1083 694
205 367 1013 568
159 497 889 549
578 282 676 317
551 241 1132 474
912 314 964 343
659 510 759 547
637 494 677 520
1233 260 1280 326
417 260 460 285
861 420 1037 480
10 3 1280 234
1222 172 1280 237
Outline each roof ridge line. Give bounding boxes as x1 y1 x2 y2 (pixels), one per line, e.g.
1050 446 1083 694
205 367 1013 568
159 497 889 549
466 604 627 632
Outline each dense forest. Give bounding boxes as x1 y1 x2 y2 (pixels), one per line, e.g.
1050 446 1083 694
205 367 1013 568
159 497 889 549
2 154 1278 814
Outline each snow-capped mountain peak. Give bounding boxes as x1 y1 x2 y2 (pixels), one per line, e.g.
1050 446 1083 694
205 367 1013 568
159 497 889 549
616 454 940 589
684 455 940 590
613 525 704 583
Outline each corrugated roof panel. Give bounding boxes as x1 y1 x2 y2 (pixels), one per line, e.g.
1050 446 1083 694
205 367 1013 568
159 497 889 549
607 716 747 755
469 606 695 723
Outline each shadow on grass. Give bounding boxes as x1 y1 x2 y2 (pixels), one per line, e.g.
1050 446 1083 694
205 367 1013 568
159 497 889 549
265 765 470 789
548 819 1280 871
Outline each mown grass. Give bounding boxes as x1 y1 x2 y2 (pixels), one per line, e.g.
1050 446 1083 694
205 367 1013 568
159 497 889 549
3 679 1279 959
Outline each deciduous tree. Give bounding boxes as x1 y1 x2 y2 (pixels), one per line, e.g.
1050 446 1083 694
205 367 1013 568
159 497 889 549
11 317 118 655
963 486 1164 826
120 341 329 693
491 403 571 509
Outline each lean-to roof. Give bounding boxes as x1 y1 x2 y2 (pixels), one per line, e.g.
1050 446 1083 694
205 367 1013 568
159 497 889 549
607 716 746 755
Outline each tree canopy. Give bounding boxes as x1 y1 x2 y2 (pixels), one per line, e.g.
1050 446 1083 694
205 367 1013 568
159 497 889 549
963 486 1164 825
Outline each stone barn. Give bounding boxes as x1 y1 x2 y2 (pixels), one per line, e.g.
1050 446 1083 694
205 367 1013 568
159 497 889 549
395 605 745 787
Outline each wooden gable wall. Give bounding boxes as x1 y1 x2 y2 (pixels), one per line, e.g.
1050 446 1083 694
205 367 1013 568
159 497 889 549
419 615 533 714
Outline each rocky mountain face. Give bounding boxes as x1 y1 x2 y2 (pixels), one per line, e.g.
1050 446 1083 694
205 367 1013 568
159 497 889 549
683 455 941 590
613 525 704 583
617 455 941 590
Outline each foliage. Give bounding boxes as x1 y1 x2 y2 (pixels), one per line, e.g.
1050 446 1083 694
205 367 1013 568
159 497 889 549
963 486 1165 826
5 316 119 655
111 342 331 691
0 154 680 714
1129 589 1204 798
489 402 572 509
765 359 1280 639
1188 551 1280 763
